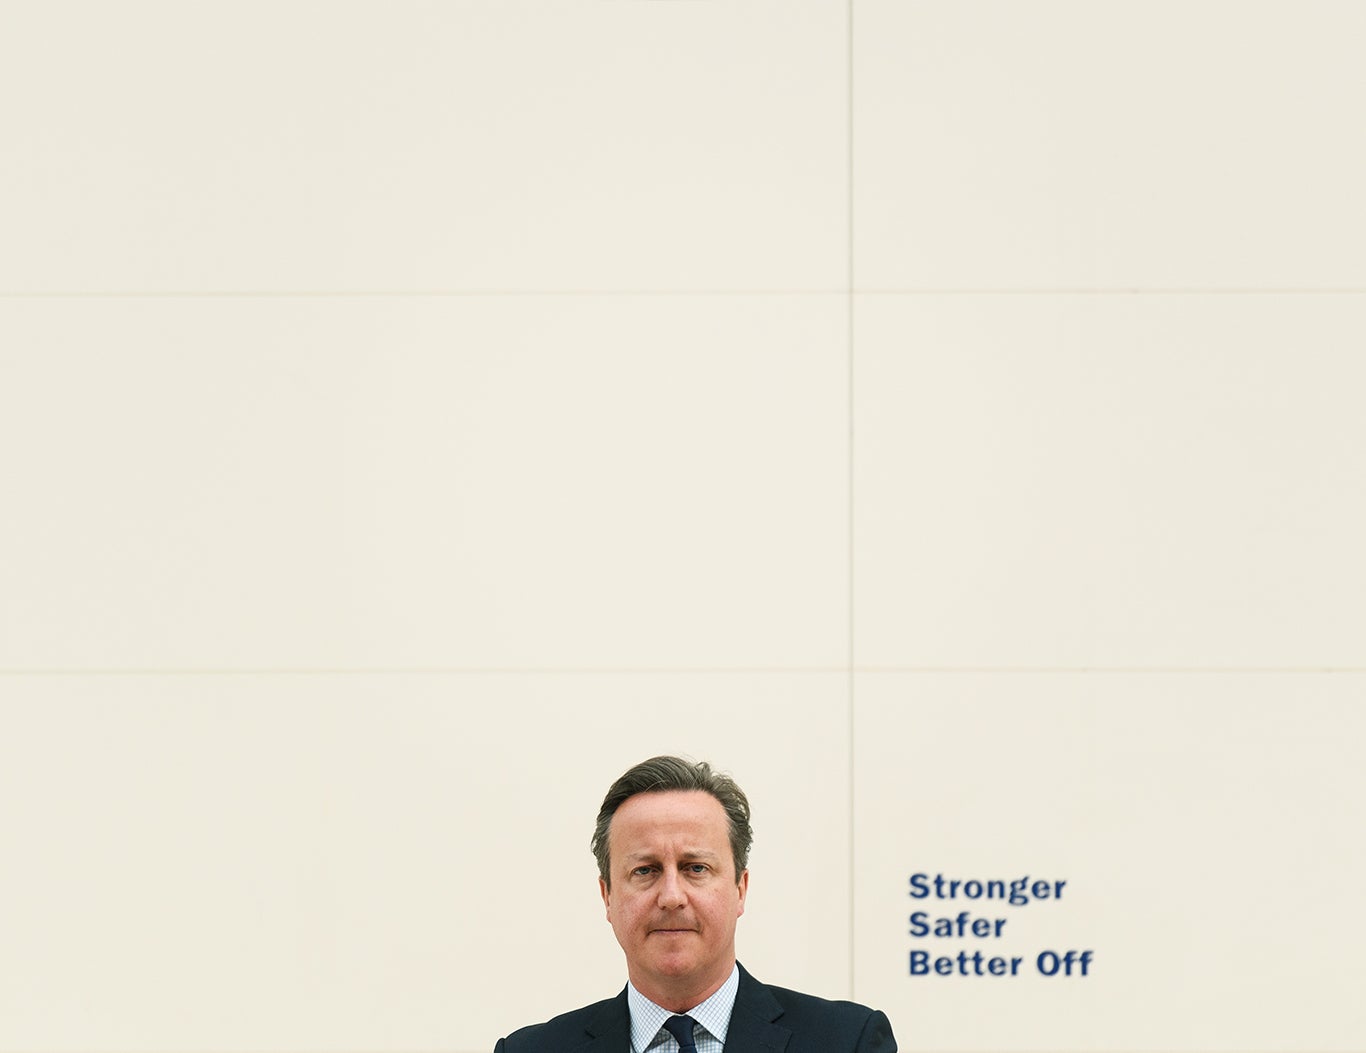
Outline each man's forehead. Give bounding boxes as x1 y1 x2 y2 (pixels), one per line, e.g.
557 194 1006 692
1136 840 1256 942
613 788 727 821
609 789 730 841
606 790 741 882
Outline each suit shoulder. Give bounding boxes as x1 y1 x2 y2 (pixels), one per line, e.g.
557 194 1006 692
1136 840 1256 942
764 982 881 1024
754 982 897 1052
496 996 619 1053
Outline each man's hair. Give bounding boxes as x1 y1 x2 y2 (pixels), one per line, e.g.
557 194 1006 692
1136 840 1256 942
592 755 753 887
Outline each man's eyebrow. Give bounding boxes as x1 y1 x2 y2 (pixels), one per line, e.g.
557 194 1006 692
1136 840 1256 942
623 848 722 861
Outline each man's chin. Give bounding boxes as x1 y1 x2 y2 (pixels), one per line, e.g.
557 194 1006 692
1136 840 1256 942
644 950 700 977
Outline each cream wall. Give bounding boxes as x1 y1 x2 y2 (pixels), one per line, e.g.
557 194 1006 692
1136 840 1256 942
1 3 1363 1053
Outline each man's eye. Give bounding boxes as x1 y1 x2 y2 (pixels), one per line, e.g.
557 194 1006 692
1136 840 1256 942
632 866 655 877
686 864 709 874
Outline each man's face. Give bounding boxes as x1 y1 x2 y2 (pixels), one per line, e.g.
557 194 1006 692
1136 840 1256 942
599 789 748 1008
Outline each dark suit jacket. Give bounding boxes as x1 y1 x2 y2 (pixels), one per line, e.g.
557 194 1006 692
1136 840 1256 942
494 962 896 1053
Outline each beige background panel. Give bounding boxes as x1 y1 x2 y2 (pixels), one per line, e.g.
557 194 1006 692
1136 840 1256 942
853 672 1366 1051
0 672 850 1052
854 293 1366 669
0 1 845 294
855 1 1366 289
0 295 846 670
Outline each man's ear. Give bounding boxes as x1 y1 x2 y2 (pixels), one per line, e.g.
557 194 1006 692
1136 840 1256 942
736 869 748 917
599 876 611 918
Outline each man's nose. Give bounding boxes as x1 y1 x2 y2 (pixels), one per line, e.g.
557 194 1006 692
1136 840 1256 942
657 868 687 908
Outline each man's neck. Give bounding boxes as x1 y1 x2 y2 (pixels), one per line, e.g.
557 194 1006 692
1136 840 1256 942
627 964 741 1053
629 960 736 1013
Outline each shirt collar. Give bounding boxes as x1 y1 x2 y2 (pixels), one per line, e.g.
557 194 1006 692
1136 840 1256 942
626 962 740 1053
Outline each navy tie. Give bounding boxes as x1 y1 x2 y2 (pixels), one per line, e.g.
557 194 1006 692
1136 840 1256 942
663 1014 699 1053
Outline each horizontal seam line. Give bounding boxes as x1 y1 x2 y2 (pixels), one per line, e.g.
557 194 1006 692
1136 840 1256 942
4 288 1366 299
0 666 1361 676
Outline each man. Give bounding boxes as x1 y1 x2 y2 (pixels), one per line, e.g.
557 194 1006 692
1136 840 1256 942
495 756 896 1053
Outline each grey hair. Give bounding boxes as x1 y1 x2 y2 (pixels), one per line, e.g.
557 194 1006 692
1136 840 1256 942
592 755 752 887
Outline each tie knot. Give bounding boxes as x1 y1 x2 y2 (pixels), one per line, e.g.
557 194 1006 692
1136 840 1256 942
663 1014 698 1053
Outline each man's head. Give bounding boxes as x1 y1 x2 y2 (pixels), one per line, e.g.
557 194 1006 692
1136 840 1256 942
592 756 752 886
592 756 752 1010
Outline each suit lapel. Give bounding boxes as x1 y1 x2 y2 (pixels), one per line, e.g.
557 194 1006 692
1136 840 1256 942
575 988 631 1053
583 966 791 1053
723 964 792 1053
